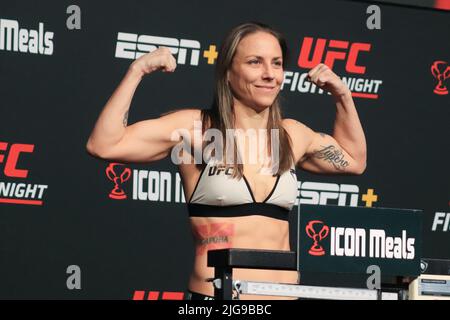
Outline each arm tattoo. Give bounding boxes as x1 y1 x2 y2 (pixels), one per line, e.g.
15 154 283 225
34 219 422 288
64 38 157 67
311 145 350 171
123 110 129 127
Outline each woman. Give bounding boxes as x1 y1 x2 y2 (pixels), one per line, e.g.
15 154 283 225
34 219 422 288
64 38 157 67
86 22 367 300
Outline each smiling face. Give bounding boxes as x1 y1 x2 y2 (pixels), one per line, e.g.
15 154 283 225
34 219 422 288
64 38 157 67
227 31 284 112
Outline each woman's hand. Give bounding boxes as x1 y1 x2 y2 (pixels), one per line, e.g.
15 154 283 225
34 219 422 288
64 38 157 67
129 46 177 77
307 63 350 97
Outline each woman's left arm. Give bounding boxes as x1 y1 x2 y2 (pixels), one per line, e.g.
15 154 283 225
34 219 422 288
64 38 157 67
295 63 367 175
332 88 367 171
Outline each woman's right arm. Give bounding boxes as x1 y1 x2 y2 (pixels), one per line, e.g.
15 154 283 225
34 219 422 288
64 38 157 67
86 47 199 163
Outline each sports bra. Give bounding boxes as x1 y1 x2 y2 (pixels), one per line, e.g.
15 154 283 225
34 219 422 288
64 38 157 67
187 159 298 221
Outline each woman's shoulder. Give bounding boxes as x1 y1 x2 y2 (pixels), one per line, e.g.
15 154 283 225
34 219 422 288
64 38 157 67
160 107 202 119
281 118 308 132
281 118 315 144
158 107 204 130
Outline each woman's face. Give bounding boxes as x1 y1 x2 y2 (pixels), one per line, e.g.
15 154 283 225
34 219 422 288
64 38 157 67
227 31 284 111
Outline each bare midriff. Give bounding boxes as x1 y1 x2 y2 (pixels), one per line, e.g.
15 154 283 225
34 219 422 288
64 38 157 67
188 215 299 300
179 120 306 300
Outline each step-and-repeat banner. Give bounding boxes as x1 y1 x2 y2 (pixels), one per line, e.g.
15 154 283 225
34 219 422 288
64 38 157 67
1 0 448 299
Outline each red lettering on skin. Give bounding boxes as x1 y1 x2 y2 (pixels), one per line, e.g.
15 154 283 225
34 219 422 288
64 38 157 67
193 223 235 256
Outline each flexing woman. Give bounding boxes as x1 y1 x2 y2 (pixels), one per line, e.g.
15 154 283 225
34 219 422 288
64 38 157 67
86 22 367 300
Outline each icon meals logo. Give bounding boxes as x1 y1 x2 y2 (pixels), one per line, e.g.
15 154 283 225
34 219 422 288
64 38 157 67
106 163 131 200
305 221 416 260
431 60 449 95
305 220 329 256
0 18 54 55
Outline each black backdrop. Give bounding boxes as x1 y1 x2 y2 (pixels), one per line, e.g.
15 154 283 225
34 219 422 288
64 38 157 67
0 0 448 299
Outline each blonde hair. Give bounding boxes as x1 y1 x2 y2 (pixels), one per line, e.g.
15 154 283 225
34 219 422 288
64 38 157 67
200 21 295 178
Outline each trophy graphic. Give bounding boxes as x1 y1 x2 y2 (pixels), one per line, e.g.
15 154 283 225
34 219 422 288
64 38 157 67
431 61 449 95
305 220 329 256
105 163 131 199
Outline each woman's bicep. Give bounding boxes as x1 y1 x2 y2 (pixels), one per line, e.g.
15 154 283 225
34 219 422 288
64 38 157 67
98 109 199 163
283 118 363 175
298 127 364 175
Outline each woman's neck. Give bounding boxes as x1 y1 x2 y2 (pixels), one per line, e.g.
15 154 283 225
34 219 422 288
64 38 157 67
232 100 270 130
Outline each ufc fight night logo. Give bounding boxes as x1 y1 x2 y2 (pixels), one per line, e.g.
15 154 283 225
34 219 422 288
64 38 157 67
0 142 49 205
282 37 382 99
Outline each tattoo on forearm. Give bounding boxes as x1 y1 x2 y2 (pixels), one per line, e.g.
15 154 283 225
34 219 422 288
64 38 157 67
123 110 129 127
192 223 234 256
312 145 350 171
